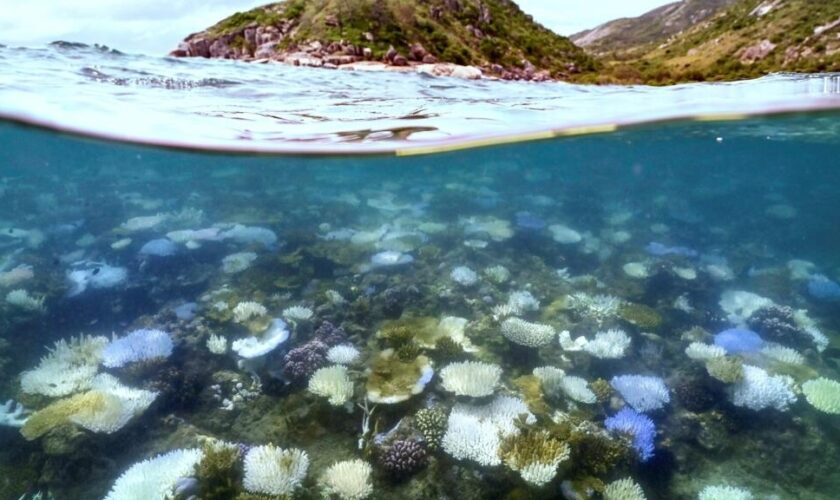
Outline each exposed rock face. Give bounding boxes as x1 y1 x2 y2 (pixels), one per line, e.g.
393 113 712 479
739 39 776 64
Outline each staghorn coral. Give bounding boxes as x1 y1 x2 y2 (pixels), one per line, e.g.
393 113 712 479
500 429 570 486
731 365 796 411
196 441 243 500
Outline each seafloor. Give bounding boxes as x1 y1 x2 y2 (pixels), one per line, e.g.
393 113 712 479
1 116 840 500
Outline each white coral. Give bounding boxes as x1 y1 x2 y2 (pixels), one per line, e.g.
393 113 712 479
567 293 621 323
760 344 804 365
327 344 361 365
584 329 631 359
71 373 158 434
104 448 203 500
308 365 354 406
685 342 725 361
20 334 108 397
501 318 556 347
440 361 501 397
533 366 566 396
206 334 228 355
802 377 840 414
283 305 313 322
719 290 773 326
731 365 796 411
698 484 753 500
560 376 597 404
232 301 267 323
604 477 647 500
5 289 44 312
221 251 257 274
320 459 373 500
243 445 309 496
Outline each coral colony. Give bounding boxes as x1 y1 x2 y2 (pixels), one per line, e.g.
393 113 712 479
2 136 840 500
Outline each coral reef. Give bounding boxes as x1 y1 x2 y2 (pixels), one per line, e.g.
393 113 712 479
379 439 428 479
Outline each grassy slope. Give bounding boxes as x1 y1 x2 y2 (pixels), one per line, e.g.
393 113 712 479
574 0 840 84
200 0 597 76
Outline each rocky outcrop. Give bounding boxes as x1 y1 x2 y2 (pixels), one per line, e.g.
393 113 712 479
169 0 595 82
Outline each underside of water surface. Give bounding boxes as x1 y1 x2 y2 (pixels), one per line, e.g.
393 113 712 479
1 112 840 500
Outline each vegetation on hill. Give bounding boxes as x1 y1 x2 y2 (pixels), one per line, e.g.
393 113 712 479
191 0 596 78
571 0 840 84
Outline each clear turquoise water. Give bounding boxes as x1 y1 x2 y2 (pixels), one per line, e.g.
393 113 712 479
2 43 840 500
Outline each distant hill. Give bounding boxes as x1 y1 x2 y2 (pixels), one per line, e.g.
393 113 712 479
171 0 597 81
571 0 737 55
571 0 840 84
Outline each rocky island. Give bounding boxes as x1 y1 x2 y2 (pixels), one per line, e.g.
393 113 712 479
171 0 840 84
170 0 596 82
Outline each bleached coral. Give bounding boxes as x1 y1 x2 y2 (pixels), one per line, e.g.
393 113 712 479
719 290 773 326
440 361 502 397
320 459 373 500
0 399 28 427
533 366 566 396
604 477 647 500
220 224 277 247
308 365 354 406
104 448 203 500
698 484 753 500
327 344 361 365
560 376 597 404
0 264 34 287
243 445 309 496
283 305 314 322
507 291 540 313
501 318 556 347
685 342 726 361
72 373 158 433
611 375 670 412
484 265 511 284
102 329 173 368
206 334 228 355
802 377 840 414
760 344 804 365
558 330 588 352
221 251 257 274
5 289 45 312
231 318 289 358
20 334 108 397
442 410 502 466
442 395 535 467
731 365 796 411
502 429 571 486
451 266 479 286
548 224 582 244
567 293 622 323
22 373 157 439
792 309 829 352
120 214 168 232
232 301 267 323
584 329 631 359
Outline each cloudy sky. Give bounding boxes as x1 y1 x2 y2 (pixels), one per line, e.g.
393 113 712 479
0 0 672 55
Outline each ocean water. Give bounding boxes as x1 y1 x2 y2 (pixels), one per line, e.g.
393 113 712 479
2 43 840 500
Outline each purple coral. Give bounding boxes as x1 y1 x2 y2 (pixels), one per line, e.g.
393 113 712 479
281 322 348 382
714 328 764 354
605 408 656 462
379 439 428 478
314 321 348 346
282 339 329 382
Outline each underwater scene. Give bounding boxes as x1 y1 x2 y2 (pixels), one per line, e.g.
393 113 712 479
3 47 840 500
